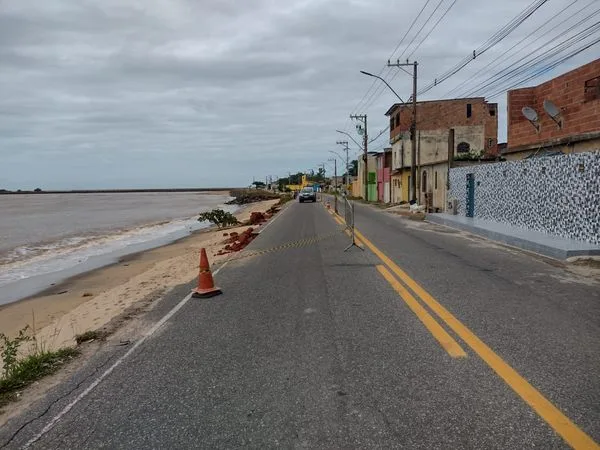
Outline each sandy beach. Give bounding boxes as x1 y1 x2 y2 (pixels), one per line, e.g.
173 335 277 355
0 199 281 351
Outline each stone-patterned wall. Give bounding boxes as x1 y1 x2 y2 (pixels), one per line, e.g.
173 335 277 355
448 151 600 244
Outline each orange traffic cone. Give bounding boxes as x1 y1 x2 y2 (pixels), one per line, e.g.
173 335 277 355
192 248 222 298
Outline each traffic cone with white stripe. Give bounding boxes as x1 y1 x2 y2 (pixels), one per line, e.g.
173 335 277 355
192 248 222 298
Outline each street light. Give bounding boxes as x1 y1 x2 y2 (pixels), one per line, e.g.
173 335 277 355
327 157 339 212
329 149 345 161
335 130 363 151
335 141 350 189
359 71 405 103
359 68 417 203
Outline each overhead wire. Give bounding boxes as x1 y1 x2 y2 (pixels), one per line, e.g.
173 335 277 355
368 125 390 144
359 0 458 113
399 0 447 62
348 0 434 117
487 35 600 99
406 0 459 60
448 0 595 98
444 0 584 98
462 19 600 97
417 0 551 96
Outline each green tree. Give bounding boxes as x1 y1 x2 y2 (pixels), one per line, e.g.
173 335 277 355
198 209 239 228
252 181 266 188
348 160 358 177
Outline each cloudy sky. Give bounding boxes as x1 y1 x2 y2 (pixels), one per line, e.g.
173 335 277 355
1 0 597 189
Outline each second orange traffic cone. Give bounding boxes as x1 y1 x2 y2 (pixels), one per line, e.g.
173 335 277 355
192 248 222 298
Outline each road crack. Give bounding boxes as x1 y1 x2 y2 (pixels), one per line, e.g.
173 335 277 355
0 349 120 449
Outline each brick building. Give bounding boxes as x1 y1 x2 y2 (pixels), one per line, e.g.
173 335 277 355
386 97 498 211
506 58 600 159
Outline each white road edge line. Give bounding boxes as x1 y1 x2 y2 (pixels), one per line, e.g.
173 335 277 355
257 200 293 234
22 262 229 448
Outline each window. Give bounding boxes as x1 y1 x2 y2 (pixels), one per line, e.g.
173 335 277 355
489 106 496 116
390 117 395 129
422 171 427 193
466 103 472 118
395 114 400 128
434 171 438 190
457 142 470 153
584 76 600 102
488 138 495 148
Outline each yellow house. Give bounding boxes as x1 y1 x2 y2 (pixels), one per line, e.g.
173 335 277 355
286 175 313 191
401 169 411 203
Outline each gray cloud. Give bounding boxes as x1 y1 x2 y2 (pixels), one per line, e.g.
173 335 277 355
0 0 596 189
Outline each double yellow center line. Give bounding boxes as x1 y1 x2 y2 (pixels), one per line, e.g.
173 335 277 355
327 205 598 450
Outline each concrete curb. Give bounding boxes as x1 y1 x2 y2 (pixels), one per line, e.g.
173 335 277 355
426 214 600 260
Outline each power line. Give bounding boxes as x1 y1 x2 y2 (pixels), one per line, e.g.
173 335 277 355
463 20 600 98
442 0 584 97
401 0 446 61
359 0 459 113
417 0 551 96
406 0 459 60
463 12 600 96
487 35 600 99
350 0 433 117
446 0 594 98
368 125 390 144
485 32 600 99
354 0 440 115
389 0 434 62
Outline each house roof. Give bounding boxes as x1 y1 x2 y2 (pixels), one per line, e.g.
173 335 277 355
384 97 488 116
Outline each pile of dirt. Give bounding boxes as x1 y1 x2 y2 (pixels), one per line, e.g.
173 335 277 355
248 212 267 225
216 228 258 255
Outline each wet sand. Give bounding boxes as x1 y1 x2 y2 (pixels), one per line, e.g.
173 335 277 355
0 200 280 350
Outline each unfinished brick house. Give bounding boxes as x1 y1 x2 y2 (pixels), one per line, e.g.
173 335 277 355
506 58 600 159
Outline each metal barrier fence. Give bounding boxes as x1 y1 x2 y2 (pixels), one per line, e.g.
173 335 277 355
343 195 363 251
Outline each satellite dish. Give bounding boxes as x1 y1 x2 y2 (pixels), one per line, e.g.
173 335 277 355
522 107 538 122
543 99 562 128
543 100 561 118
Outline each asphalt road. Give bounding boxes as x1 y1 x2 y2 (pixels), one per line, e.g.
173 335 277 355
1 199 598 449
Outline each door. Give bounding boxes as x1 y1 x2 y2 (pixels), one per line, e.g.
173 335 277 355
466 173 475 217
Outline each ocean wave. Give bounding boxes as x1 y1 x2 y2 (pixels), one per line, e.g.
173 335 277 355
0 216 213 287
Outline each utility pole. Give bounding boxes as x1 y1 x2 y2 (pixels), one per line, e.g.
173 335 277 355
336 140 350 190
333 157 338 212
350 114 368 200
328 157 338 213
387 60 418 203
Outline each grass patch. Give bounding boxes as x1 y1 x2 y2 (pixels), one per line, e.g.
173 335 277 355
0 348 80 409
75 330 108 345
